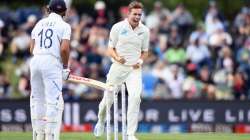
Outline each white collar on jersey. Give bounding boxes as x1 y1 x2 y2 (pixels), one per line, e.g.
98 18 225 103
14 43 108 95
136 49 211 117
49 13 63 20
125 18 143 30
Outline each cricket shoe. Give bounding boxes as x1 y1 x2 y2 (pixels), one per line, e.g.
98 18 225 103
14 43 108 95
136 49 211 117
128 135 139 140
94 122 105 137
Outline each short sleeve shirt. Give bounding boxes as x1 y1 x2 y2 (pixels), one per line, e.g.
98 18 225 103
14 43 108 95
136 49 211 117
108 19 150 65
31 13 71 59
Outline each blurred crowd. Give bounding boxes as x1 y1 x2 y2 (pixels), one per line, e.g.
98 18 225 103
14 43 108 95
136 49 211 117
0 0 250 101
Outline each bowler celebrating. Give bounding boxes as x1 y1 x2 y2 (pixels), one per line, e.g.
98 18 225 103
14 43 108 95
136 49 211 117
94 1 150 140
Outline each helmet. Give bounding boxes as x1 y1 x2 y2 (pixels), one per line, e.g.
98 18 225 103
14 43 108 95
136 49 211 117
49 0 67 13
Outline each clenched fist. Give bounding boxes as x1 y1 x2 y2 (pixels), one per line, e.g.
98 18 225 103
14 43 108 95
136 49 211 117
115 56 126 64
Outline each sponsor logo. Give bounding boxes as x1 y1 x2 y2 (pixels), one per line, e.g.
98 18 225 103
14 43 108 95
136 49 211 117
137 32 144 36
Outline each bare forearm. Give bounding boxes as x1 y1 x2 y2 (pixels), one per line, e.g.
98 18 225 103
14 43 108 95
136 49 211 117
107 47 119 60
30 39 35 54
60 40 70 68
61 51 69 67
107 47 126 64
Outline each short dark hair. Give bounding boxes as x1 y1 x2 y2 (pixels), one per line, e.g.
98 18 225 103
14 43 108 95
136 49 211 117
128 1 143 12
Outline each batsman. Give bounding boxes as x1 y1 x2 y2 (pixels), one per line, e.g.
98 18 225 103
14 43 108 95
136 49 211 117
29 0 71 140
94 1 150 140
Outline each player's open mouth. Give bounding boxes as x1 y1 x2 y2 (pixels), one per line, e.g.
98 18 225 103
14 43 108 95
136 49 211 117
133 19 139 23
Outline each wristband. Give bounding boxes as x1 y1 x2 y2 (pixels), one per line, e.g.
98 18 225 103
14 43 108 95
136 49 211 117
137 59 143 65
63 65 68 69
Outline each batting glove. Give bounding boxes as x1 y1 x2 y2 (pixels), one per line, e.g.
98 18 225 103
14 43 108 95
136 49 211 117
62 68 70 80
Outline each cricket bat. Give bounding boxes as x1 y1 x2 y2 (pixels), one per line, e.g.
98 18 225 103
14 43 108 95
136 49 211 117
68 74 110 90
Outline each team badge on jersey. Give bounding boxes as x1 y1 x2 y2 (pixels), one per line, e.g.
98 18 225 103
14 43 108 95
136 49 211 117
121 29 128 35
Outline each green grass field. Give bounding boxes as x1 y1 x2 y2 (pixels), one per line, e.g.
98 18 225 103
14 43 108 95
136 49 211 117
0 132 250 140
